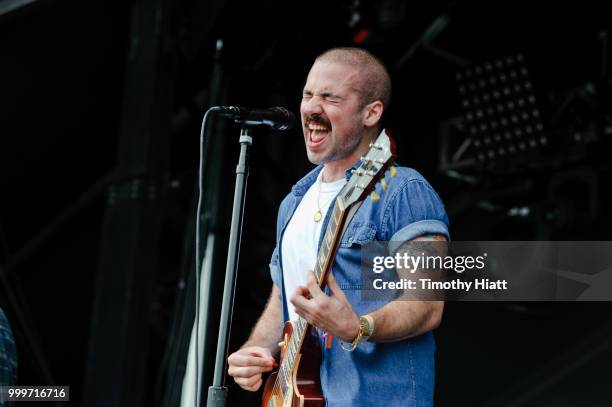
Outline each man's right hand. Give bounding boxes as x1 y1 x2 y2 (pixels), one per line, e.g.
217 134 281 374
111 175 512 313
227 346 276 392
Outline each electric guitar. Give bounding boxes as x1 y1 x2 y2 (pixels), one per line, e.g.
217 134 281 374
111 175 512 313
262 130 397 407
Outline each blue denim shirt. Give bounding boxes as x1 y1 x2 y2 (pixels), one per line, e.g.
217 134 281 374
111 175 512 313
269 161 449 407
0 307 17 390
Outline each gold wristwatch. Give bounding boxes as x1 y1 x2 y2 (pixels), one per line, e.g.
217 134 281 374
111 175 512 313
341 315 374 352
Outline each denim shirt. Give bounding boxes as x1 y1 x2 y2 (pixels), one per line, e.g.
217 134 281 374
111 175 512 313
269 161 450 407
0 307 17 389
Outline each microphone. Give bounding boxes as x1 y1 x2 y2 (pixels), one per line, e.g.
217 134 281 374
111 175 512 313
210 106 295 130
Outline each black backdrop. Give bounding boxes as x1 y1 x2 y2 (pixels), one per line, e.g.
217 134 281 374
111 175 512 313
1 0 611 406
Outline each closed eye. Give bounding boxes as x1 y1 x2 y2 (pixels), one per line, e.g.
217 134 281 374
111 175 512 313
301 90 342 103
320 92 342 102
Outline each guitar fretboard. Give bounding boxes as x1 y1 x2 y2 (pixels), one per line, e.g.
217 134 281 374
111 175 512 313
274 201 346 399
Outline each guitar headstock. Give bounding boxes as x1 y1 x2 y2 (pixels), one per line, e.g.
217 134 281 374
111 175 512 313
338 130 397 210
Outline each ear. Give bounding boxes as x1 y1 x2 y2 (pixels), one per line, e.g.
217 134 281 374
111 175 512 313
363 100 384 128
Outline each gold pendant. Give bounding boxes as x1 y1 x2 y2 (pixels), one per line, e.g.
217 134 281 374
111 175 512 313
314 210 322 222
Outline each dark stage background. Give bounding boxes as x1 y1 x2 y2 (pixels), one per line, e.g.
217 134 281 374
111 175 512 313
1 0 611 406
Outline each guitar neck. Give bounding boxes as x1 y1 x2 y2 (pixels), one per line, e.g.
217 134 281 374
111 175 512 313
279 194 364 379
313 202 347 288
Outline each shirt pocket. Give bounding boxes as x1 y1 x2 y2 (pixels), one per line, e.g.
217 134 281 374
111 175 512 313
335 222 378 292
339 222 377 248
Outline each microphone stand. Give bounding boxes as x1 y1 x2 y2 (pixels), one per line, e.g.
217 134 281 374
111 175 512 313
207 126 252 407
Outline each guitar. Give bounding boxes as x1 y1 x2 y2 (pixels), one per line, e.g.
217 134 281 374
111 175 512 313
262 130 397 407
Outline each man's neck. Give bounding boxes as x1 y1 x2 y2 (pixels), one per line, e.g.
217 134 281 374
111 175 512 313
321 156 359 182
321 129 379 182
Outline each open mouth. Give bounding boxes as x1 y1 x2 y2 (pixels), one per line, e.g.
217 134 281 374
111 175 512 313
306 121 331 148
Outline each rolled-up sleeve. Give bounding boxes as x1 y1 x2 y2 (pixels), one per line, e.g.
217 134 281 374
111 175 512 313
383 178 450 254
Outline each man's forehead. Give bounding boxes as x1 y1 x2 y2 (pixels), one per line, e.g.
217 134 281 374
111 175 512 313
304 61 362 92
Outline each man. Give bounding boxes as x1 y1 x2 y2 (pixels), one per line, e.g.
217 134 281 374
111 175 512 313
228 47 449 406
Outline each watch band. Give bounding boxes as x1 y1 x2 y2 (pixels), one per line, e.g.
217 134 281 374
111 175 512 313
340 315 374 352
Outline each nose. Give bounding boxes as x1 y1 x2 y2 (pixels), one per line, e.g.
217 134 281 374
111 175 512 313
301 95 323 117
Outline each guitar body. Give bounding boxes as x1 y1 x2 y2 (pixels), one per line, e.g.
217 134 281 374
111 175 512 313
261 322 325 407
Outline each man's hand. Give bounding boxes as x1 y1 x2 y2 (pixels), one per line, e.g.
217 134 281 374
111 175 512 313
227 346 276 392
290 271 360 342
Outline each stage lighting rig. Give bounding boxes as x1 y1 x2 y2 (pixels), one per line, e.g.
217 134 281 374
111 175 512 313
439 47 611 236
442 54 547 174
439 51 612 183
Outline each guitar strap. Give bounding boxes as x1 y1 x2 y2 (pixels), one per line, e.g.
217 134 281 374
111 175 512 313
280 260 290 323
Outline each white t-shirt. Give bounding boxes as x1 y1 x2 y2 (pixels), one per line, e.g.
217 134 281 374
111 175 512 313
281 171 347 322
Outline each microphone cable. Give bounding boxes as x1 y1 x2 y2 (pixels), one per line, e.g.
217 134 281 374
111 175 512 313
194 107 215 407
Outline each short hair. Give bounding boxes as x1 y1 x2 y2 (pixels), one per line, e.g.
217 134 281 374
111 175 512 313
315 47 392 110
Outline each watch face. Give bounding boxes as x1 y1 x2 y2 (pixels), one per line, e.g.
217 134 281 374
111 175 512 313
360 317 372 337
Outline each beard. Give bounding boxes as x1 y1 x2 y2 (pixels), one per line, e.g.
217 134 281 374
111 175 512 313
318 131 362 164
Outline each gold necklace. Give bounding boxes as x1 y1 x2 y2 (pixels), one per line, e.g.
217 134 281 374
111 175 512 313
314 176 324 222
314 173 336 222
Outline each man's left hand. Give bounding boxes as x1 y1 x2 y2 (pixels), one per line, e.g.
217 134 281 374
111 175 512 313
290 271 360 342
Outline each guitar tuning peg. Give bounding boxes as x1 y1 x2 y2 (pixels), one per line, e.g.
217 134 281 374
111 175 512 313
389 166 397 178
370 191 380 202
380 178 387 191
